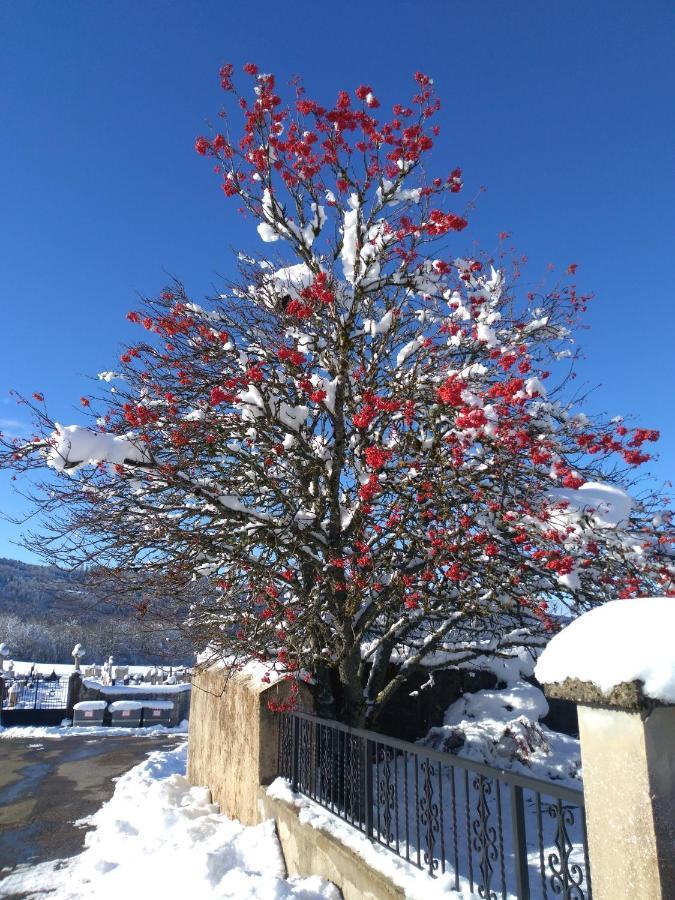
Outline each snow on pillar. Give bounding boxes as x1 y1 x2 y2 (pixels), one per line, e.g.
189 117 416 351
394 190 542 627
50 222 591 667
535 598 675 900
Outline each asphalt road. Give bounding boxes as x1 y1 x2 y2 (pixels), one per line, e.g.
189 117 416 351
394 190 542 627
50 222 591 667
0 734 185 896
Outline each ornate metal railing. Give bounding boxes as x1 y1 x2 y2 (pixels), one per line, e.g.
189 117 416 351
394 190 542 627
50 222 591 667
277 711 591 900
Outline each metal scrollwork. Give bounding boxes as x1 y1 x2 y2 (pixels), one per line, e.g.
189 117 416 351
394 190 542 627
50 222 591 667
547 801 586 899
298 720 312 791
471 775 498 900
377 746 396 843
343 735 361 821
419 758 440 871
318 726 332 803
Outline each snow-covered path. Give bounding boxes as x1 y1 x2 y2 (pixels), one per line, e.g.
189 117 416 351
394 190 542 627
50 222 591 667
0 741 339 900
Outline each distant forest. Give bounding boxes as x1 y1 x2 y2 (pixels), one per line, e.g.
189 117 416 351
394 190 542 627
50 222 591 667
0 557 193 666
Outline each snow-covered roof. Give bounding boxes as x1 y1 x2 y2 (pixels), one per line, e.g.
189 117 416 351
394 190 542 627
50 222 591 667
82 679 190 694
109 700 143 711
534 597 675 704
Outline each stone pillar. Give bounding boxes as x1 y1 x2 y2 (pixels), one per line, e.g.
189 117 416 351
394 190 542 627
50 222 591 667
187 668 313 826
66 672 82 716
540 678 674 900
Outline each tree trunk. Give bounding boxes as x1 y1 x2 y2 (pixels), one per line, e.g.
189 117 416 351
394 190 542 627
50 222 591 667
336 652 366 727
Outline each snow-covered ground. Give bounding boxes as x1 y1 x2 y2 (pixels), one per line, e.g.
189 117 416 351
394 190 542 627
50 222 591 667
0 720 189 740
5 660 176 677
0 743 339 900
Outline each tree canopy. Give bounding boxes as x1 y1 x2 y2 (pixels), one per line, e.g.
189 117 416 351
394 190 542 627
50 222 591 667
2 66 672 726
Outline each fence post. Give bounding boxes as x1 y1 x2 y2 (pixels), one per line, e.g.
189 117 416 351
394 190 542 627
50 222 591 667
537 600 675 900
510 784 530 900
364 737 374 839
291 715 300 792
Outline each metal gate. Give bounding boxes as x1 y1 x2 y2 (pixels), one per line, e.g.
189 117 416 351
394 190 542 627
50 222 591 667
0 674 70 726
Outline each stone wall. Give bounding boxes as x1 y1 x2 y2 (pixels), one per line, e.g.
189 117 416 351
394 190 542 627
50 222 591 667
258 788 404 900
187 666 412 899
187 667 313 826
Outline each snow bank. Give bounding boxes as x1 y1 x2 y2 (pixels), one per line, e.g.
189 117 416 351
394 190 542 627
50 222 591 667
0 720 189 740
534 597 675 703
0 743 339 900
423 682 581 785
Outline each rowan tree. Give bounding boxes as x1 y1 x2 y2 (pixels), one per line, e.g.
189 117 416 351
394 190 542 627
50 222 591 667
2 66 673 726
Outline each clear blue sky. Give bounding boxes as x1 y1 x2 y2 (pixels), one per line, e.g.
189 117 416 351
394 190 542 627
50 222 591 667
1 0 673 563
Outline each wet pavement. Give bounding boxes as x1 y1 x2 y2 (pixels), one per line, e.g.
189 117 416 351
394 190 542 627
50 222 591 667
0 733 185 894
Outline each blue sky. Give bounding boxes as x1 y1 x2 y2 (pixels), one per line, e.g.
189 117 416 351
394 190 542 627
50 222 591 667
1 0 673 563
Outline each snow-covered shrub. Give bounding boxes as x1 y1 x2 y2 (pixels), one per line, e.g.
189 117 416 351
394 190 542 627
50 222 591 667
424 681 581 784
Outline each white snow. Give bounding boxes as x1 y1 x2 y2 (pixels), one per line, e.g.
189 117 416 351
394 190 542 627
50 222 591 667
266 780 478 900
0 743 338 900
140 700 174 710
269 263 315 298
0 721 189 739
424 682 581 786
47 425 150 474
535 597 675 703
395 338 423 368
108 700 143 711
341 194 360 284
73 701 108 711
257 188 281 242
9 660 178 678
376 180 421 206
363 309 393 337
476 322 498 348
82 680 190 695
549 480 634 529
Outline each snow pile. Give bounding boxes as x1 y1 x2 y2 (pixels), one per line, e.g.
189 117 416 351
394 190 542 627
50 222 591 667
0 743 339 900
535 597 675 703
73 701 107 711
422 682 581 785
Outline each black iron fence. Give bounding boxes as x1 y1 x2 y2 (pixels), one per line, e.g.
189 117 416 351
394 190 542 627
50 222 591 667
0 674 71 726
1 674 69 710
277 711 591 900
